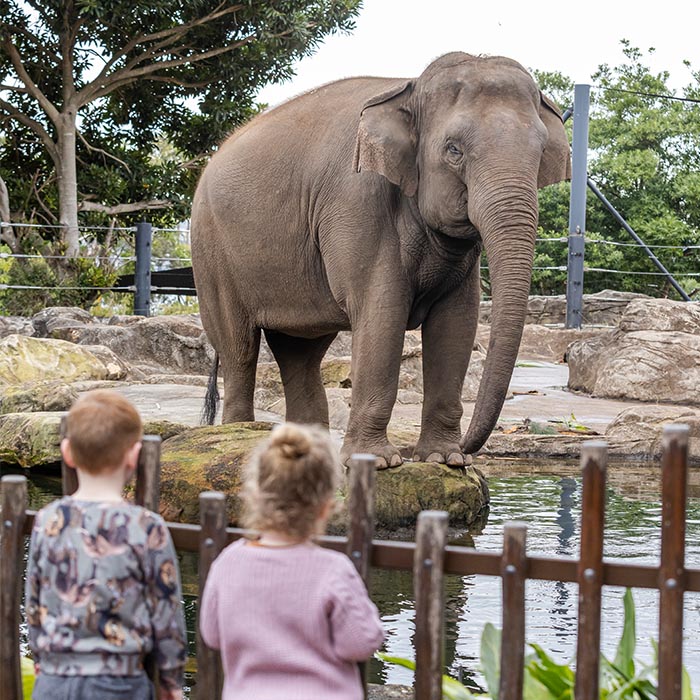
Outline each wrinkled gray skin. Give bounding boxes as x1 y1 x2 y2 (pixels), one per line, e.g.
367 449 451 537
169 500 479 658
191 52 571 468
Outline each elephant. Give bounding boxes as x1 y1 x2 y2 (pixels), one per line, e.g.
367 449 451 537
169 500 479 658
191 51 571 468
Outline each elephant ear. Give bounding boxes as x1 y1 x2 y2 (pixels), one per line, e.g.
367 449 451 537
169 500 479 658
537 92 572 189
353 80 418 197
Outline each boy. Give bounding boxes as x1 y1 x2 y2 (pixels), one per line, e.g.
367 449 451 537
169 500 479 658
25 389 186 700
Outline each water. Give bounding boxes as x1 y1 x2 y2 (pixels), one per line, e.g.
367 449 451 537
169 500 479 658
371 462 700 691
9 462 700 693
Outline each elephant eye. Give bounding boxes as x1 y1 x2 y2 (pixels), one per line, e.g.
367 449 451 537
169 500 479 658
446 142 463 158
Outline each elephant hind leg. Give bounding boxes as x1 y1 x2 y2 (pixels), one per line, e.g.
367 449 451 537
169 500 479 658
264 330 337 426
219 324 261 423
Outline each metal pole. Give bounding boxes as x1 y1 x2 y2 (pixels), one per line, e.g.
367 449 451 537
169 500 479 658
134 221 152 316
586 178 691 301
566 84 590 329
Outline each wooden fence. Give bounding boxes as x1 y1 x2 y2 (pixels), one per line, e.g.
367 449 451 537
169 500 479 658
0 424 694 699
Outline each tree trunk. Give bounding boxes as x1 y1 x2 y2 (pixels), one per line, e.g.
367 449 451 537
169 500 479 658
0 174 19 252
57 110 80 257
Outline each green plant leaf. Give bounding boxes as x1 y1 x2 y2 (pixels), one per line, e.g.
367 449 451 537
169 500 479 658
613 589 636 678
442 675 481 700
682 665 692 700
375 652 416 672
526 644 574 698
480 623 501 699
21 657 35 699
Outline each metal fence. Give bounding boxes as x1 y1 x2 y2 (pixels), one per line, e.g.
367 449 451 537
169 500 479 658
0 424 695 699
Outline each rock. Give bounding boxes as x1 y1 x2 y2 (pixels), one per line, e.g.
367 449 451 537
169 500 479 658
0 409 190 468
0 412 62 467
32 306 95 337
605 406 700 462
0 381 78 413
568 329 700 405
567 299 700 405
619 298 700 334
367 684 412 699
479 290 647 327
0 316 34 338
0 335 129 386
46 314 215 376
157 422 490 529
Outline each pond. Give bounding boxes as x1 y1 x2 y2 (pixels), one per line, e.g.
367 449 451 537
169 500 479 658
9 461 700 695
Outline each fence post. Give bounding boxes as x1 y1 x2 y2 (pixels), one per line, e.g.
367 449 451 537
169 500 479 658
346 454 377 698
134 435 162 512
0 475 27 700
565 83 590 330
658 424 689 700
574 441 608 700
59 415 79 496
196 491 227 700
414 510 448 700
134 221 153 317
499 522 527 700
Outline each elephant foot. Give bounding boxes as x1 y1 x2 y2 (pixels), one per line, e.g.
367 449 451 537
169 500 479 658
341 440 404 470
412 441 472 468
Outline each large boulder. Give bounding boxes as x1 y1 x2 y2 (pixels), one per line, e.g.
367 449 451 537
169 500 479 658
0 316 34 338
568 299 700 405
0 335 128 386
157 422 490 530
45 314 215 376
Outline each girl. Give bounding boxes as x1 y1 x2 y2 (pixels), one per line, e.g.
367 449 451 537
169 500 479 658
199 423 385 699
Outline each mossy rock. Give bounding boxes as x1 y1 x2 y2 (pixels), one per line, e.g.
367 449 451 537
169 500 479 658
0 381 78 413
0 410 190 469
320 358 352 387
159 422 275 522
0 412 63 467
0 335 127 386
158 422 489 530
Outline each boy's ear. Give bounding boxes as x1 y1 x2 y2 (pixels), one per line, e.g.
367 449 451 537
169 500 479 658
60 438 76 468
126 441 142 472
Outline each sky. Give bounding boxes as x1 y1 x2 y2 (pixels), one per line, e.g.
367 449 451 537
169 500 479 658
258 0 699 106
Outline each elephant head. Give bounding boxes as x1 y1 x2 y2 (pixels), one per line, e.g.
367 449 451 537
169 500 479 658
354 52 571 455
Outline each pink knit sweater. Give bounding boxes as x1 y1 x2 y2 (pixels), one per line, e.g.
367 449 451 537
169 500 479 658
199 539 385 700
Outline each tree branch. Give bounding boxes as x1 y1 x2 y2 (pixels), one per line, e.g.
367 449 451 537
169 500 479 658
2 36 60 123
78 198 173 215
0 98 58 161
85 37 255 102
77 3 244 106
0 83 28 93
77 129 132 173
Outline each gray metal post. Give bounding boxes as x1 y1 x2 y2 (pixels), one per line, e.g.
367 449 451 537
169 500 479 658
566 84 590 329
134 221 152 316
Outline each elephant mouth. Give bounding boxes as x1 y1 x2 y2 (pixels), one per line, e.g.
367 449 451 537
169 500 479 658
428 221 481 253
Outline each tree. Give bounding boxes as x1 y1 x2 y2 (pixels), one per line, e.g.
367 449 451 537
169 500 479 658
534 43 700 300
0 0 361 256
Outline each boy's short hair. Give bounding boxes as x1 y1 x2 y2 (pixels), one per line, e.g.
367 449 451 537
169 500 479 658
66 389 142 473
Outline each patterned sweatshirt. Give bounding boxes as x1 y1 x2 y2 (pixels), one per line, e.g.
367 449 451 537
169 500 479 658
200 538 385 700
25 497 186 692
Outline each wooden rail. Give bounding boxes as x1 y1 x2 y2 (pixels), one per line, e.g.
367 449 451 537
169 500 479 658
1 424 695 699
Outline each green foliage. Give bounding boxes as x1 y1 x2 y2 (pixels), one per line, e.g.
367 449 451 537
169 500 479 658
379 589 693 699
0 0 361 248
534 43 700 299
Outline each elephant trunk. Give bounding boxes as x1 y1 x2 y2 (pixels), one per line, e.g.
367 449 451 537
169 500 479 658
460 173 538 455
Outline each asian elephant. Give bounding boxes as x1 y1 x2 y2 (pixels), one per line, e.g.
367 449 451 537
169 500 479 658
191 51 571 468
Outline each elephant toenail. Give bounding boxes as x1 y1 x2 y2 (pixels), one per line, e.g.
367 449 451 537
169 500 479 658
447 452 465 466
375 457 390 470
426 453 443 463
390 454 403 467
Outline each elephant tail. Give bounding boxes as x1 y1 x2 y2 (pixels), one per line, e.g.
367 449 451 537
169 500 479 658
201 352 220 425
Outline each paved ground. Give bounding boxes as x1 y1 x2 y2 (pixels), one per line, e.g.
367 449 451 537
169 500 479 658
115 361 653 437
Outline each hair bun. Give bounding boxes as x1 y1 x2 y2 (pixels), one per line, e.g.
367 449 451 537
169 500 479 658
270 424 311 460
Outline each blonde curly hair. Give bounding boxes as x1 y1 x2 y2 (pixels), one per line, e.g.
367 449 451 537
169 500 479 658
241 423 341 540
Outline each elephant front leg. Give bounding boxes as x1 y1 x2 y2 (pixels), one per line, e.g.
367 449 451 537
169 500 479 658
413 267 480 466
342 305 408 469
